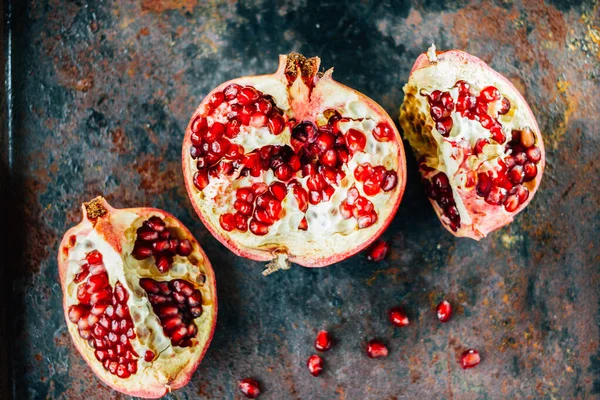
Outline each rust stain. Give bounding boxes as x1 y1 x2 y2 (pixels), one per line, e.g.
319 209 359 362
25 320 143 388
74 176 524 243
335 385 346 400
141 0 198 14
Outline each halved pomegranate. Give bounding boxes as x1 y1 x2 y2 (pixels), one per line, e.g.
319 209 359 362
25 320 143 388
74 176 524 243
183 53 406 272
58 197 217 398
400 45 545 239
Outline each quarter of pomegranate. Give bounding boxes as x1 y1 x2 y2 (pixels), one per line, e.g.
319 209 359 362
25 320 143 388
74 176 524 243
400 45 545 239
183 53 406 272
58 197 217 398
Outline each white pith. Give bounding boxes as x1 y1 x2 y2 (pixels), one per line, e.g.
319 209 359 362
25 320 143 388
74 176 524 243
400 47 544 239
63 210 215 396
187 66 404 263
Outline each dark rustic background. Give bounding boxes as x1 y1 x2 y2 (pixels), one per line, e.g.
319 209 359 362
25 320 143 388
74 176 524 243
2 0 599 399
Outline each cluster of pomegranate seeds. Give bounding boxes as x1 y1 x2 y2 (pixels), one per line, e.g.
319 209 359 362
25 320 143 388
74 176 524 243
68 250 139 379
131 216 192 272
436 300 452 323
238 378 261 399
307 354 324 377
315 330 332 351
339 185 378 229
477 128 540 211
366 339 389 358
366 240 389 262
191 84 399 236
423 172 461 232
139 278 202 347
461 349 481 369
388 307 409 327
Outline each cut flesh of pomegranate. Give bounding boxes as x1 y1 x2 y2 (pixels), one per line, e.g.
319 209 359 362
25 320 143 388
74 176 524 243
58 197 217 398
183 53 406 270
400 46 544 239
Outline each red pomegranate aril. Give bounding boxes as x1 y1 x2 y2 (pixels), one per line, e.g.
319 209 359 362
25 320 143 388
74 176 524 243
316 131 335 151
177 240 192 257
523 162 537 181
498 97 511 114
508 165 524 184
480 86 500 102
363 175 382 196
346 129 367 154
461 349 481 369
234 200 253 216
436 117 453 136
252 182 268 195
315 330 332 351
275 164 293 181
504 194 519 212
209 92 225 108
319 149 338 168
490 127 505 144
297 217 308 231
526 146 541 163
68 305 88 323
307 354 324 377
191 116 208 135
354 163 372 182
205 122 225 143
219 213 235 232
225 120 241 138
239 378 260 399
193 169 209 191
519 127 535 147
436 300 452 322
270 182 287 201
236 187 255 203
389 307 409 327
254 98 272 114
339 201 353 219
346 186 360 205
381 172 398 192
264 199 282 220
293 186 308 212
366 340 388 358
249 219 269 236
357 212 377 229
372 122 393 142
223 83 241 100
485 186 508 205
268 114 285 135
309 190 322 205
87 250 103 265
474 138 489 155
366 240 388 261
250 112 268 128
237 87 260 105
430 105 444 120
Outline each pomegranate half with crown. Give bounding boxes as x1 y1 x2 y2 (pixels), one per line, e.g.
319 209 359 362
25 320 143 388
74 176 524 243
58 197 217 398
400 45 544 239
183 53 406 272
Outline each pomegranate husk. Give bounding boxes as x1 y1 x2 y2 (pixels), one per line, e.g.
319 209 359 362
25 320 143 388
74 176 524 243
183 53 406 270
400 47 545 239
58 197 217 398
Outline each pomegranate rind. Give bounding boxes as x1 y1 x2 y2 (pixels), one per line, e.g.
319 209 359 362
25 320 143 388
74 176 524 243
58 197 217 398
400 48 544 239
183 54 406 268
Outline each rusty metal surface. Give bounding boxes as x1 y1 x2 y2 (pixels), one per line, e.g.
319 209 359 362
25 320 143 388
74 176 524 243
4 0 600 399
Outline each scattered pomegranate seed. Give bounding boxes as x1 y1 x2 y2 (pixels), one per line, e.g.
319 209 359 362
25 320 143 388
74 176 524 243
372 122 393 142
436 300 452 323
238 378 260 398
307 354 324 377
315 330 332 352
461 349 481 369
144 350 154 362
388 307 409 327
366 339 388 358
366 240 389 262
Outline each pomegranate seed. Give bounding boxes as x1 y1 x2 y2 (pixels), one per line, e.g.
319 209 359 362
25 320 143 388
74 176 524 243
234 200 253 216
268 114 285 135
480 86 500 102
307 354 324 377
237 87 260 105
389 307 409 327
249 219 269 236
526 146 541 163
428 90 442 102
485 186 508 205
455 80 470 93
319 148 338 168
339 201 353 219
436 300 452 322
381 171 398 192
366 240 389 261
68 305 87 323
490 127 505 144
275 164 293 181
523 162 537 181
236 187 255 203
354 163 373 182
219 213 235 231
508 165 524 184
430 105 444 120
346 129 366 154
270 182 287 201
435 117 453 136
461 349 481 369
504 194 520 212
298 217 308 231
357 211 377 229
346 186 360 205
177 240 192 257
292 186 308 212
363 175 382 196
86 250 103 265
191 116 208 135
372 122 393 142
193 169 209 191
250 112 268 128
309 190 322 205
209 91 225 108
498 97 511 114
315 330 332 351
223 83 241 100
238 378 260 398
205 122 225 143
366 339 388 358
252 182 268 195
474 138 489 155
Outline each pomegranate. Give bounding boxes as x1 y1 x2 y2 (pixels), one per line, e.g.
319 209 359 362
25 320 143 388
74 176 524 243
182 53 406 272
58 197 217 398
388 306 409 327
238 378 261 398
307 354 324 377
436 299 452 323
461 349 481 369
366 340 388 358
315 330 332 351
400 45 545 239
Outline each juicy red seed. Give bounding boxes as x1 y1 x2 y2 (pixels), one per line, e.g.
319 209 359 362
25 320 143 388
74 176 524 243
293 186 308 212
480 86 500 102
219 213 235 231
526 146 541 163
249 219 269 236
504 194 520 212
250 112 268 128
363 175 382 196
498 97 511 114
234 200 253 216
354 163 373 182
436 300 452 322
389 307 409 327
461 349 481 369
430 105 444 121
238 378 260 399
275 164 293 181
237 87 260 105
205 121 225 143
474 138 489 154
429 90 442 102
225 120 241 138
339 201 353 219
432 172 450 190
523 162 538 181
485 186 508 205
307 354 324 377
455 80 470 94
357 211 377 229
315 330 332 352
308 190 321 205
234 213 248 232
237 187 255 203
490 127 505 143
366 240 389 262
514 151 528 165
435 118 453 136
86 250 103 265
209 91 225 108
381 172 398 192
223 83 241 100
191 116 208 135
252 182 268 195
366 340 388 358
346 129 366 154
298 217 308 231
319 148 338 168
177 240 192 257
68 305 88 323
268 114 285 135
372 122 393 142
193 169 209 191
270 182 287 201
316 132 335 151
508 165 525 184
255 98 272 114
